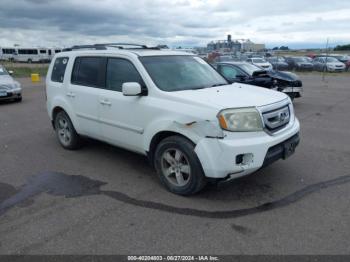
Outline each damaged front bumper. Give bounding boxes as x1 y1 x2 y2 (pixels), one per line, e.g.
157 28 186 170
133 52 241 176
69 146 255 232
194 118 300 180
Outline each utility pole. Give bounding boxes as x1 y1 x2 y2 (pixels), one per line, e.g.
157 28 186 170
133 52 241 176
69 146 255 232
322 38 329 81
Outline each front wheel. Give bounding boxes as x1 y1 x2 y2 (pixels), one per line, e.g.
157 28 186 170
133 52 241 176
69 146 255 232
54 111 82 150
154 136 207 195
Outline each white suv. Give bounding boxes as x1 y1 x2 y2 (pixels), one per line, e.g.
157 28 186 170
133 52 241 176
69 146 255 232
46 44 300 195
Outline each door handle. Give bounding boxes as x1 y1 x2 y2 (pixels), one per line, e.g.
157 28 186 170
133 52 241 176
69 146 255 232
100 99 112 106
66 92 75 98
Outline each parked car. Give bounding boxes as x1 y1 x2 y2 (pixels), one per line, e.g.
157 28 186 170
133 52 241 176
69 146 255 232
266 57 289 70
215 62 303 100
313 57 346 72
214 62 275 88
329 55 350 71
0 65 22 102
284 57 313 71
46 45 300 195
246 58 273 70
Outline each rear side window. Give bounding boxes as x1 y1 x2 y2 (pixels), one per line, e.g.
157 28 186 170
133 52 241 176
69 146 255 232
106 58 144 92
71 57 106 88
51 57 69 83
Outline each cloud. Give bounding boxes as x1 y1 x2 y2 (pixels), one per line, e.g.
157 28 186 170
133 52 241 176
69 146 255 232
0 0 350 48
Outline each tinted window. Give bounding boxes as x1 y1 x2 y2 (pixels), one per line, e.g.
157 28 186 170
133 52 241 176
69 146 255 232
106 58 144 92
18 49 38 55
51 57 69 83
71 57 106 87
40 50 47 54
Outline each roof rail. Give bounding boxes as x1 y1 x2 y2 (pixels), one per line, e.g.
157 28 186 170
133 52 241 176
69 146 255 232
62 43 160 52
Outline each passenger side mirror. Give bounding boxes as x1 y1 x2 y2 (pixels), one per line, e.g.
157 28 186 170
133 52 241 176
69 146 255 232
8 70 14 76
122 82 142 96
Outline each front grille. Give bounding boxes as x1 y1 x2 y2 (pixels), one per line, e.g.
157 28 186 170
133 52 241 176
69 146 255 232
262 105 291 133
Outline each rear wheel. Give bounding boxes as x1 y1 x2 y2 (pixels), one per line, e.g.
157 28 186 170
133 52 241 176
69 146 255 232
154 136 207 195
54 111 82 150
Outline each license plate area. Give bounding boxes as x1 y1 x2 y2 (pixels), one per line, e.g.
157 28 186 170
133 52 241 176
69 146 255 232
0 91 7 97
283 135 300 159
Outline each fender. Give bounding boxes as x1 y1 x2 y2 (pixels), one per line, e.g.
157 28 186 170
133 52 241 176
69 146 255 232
50 95 81 133
142 118 224 152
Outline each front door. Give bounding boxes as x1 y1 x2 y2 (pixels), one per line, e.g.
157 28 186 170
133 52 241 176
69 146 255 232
99 57 148 153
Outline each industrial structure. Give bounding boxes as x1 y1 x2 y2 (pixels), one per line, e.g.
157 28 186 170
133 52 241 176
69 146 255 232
207 35 266 53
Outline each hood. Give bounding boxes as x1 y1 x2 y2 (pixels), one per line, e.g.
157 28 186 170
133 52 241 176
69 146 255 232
163 83 288 111
267 70 300 81
255 62 271 67
0 75 16 86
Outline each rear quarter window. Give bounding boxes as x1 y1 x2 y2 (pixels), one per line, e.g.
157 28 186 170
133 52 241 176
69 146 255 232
51 57 69 83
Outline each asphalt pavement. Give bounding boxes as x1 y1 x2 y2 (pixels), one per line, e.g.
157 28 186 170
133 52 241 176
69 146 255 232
0 75 349 255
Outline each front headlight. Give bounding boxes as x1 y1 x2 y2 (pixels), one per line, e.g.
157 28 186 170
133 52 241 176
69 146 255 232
217 107 263 132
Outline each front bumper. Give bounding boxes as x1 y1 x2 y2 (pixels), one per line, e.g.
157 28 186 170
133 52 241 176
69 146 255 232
0 88 22 101
195 117 300 179
327 67 345 72
282 86 303 96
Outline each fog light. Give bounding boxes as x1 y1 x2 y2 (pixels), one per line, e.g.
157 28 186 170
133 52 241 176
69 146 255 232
236 153 254 165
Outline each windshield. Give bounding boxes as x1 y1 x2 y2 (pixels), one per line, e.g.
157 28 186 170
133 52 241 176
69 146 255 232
239 63 263 75
0 66 9 76
140 56 228 92
324 57 340 62
294 57 308 62
252 58 266 63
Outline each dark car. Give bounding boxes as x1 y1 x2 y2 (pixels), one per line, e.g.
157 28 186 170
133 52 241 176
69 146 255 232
267 57 289 70
215 62 303 100
285 57 313 71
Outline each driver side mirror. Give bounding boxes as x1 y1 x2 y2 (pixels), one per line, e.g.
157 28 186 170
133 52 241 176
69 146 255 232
122 82 143 96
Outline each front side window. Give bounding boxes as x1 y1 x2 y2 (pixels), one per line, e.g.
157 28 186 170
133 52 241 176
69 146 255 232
106 58 144 92
219 65 241 80
140 56 227 92
71 57 105 87
51 57 69 83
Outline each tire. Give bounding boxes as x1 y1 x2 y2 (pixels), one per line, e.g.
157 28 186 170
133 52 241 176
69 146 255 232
28 59 32 64
54 111 82 150
154 136 207 195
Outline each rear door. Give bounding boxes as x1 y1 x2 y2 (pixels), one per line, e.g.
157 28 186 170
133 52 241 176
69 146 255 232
68 56 106 139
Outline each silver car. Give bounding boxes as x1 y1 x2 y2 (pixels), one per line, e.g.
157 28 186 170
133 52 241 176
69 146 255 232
0 65 22 102
313 57 346 72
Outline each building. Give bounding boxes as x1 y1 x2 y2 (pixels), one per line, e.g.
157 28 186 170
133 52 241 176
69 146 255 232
239 39 266 52
207 35 242 53
207 35 265 53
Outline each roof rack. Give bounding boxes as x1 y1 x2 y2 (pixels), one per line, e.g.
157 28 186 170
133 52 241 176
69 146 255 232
62 43 160 52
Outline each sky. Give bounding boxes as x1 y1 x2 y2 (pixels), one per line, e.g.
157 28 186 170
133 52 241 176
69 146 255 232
0 0 350 49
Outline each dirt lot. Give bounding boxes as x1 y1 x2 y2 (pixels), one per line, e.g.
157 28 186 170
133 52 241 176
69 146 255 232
0 75 349 255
